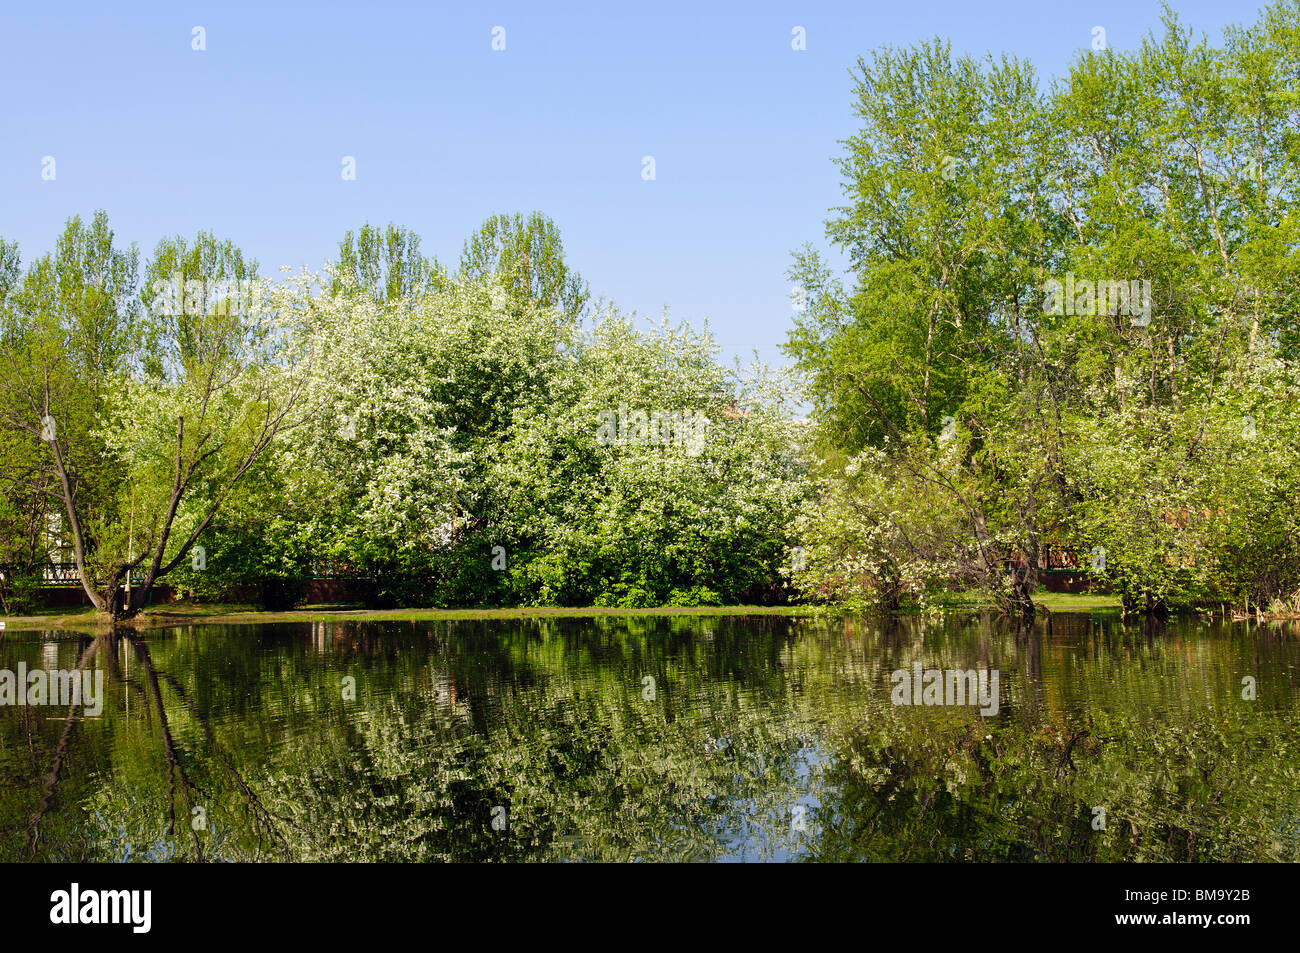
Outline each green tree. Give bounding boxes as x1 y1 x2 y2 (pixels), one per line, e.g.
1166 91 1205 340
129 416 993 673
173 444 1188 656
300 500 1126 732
786 2 1300 617
0 212 140 614
331 222 444 303
458 212 590 321
0 217 310 620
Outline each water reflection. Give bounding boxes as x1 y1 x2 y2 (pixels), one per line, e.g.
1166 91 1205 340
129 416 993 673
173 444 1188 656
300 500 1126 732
1 612 1297 862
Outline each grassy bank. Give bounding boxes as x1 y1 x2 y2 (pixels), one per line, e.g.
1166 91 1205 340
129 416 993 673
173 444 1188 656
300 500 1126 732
927 591 1123 611
0 591 1127 633
0 601 819 633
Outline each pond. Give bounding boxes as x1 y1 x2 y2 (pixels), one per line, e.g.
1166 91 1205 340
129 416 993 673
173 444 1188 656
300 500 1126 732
2 612 1298 862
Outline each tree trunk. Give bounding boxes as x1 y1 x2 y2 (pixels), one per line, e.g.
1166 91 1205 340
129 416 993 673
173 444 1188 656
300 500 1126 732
1008 565 1036 622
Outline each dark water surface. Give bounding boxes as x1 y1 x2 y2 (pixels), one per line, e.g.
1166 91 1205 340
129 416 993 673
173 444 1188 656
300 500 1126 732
2 612 1298 862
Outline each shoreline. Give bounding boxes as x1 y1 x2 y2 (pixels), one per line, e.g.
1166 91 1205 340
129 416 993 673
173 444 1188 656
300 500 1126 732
9 593 1297 634
0 602 816 633
0 592 1124 633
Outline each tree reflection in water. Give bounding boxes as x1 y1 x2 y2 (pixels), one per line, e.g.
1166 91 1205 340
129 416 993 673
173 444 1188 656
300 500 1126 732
1 613 1297 862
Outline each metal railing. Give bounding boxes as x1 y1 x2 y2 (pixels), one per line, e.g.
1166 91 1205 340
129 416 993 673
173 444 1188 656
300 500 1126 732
2 561 374 586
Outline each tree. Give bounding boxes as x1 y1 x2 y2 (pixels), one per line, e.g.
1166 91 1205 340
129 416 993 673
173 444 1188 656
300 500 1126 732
786 41 1058 616
458 212 590 321
0 236 52 613
193 272 809 610
0 212 139 615
0 239 19 303
785 2 1300 616
0 216 310 620
330 222 444 303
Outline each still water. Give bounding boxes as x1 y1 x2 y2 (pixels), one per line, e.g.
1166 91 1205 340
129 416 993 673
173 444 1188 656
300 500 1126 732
2 612 1298 862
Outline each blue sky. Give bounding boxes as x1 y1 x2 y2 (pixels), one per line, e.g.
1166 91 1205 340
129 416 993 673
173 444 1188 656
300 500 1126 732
0 0 1254 366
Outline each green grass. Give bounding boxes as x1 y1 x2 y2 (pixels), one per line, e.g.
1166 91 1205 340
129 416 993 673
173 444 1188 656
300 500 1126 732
925 590 1121 611
0 591 1136 634
142 603 814 624
1031 592 1122 610
0 600 815 632
0 604 103 631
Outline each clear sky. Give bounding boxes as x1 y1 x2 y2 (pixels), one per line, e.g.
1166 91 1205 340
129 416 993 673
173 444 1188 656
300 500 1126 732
0 0 1254 366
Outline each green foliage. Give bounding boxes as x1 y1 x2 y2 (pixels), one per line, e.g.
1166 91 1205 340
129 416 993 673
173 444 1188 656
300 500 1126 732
103 214 808 611
199 280 808 608
0 213 311 618
0 213 140 599
330 222 444 303
458 211 591 321
6 208 770 615
787 1 1300 615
